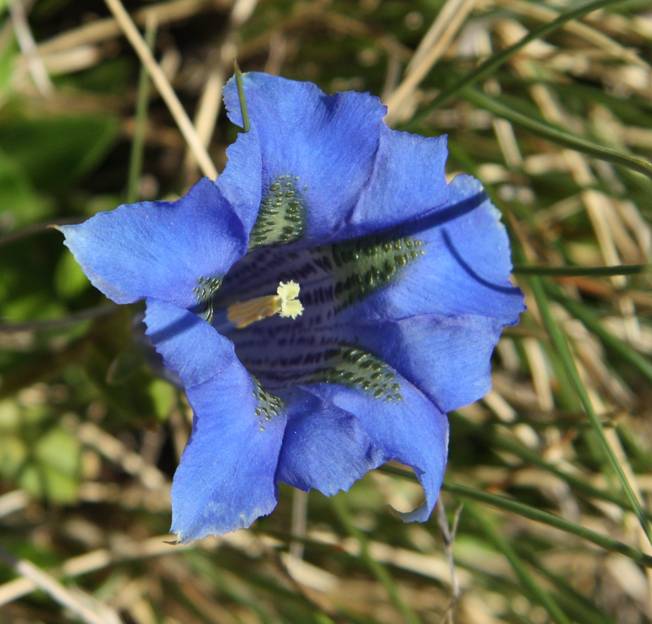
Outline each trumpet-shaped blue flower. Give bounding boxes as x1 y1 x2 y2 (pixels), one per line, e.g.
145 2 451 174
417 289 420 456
60 73 524 542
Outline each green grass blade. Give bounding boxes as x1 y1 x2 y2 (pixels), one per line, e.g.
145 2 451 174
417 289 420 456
523 556 615 624
465 503 571 624
330 495 421 624
410 0 632 117
487 430 649 516
462 88 652 179
448 419 649 517
445 482 652 567
545 281 652 384
234 60 251 133
380 466 651 564
526 272 652 544
126 20 157 203
514 264 649 277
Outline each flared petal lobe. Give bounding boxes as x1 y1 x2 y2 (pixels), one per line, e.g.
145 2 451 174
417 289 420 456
349 126 450 235
343 315 507 414
333 174 524 411
144 300 287 541
222 72 386 243
277 388 385 495
60 179 247 307
339 174 525 324
288 377 449 522
221 74 458 245
216 126 264 236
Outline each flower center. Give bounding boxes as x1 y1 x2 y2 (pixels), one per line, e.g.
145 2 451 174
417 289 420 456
226 280 304 329
191 176 426 414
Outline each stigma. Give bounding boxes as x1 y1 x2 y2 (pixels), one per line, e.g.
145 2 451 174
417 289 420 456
227 281 304 329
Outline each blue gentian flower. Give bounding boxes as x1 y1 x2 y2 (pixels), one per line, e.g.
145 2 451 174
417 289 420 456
60 72 524 542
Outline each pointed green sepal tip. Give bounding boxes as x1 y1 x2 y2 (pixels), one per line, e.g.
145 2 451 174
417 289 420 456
233 59 250 133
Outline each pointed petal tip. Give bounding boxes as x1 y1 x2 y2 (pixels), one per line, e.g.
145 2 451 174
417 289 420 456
397 500 433 523
170 502 275 542
54 222 79 240
390 464 441 524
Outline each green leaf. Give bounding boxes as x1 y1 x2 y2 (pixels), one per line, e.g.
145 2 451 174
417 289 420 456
105 348 146 385
0 149 52 228
147 379 176 422
0 35 16 96
0 114 119 192
24 427 81 503
54 250 89 299
0 401 80 504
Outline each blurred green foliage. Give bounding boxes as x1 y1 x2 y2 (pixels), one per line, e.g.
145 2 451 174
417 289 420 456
0 0 651 622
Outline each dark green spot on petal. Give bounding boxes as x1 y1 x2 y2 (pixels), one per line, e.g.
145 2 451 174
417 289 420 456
308 345 402 402
253 376 284 427
327 236 424 311
193 276 223 322
249 175 306 250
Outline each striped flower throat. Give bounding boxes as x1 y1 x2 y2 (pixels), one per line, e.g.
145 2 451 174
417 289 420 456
192 174 427 414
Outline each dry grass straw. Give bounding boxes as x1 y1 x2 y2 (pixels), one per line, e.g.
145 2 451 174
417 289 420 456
1 0 651 622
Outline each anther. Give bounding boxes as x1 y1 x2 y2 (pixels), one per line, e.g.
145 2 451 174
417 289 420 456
227 280 304 329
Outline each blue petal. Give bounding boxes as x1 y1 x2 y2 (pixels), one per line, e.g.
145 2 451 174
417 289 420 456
299 377 449 522
144 297 239 387
339 174 525 324
223 72 385 242
216 127 263 236
348 126 450 235
144 299 287 540
343 314 505 413
176 379 287 541
276 388 384 495
60 179 246 307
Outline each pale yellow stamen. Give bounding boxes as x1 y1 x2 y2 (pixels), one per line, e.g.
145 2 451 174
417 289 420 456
227 280 304 329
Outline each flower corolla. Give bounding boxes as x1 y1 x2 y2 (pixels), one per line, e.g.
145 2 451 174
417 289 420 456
61 73 524 542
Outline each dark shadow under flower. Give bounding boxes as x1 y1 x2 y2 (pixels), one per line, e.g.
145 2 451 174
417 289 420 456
60 72 525 542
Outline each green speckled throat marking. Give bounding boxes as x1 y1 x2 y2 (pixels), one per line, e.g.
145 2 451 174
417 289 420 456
249 175 306 250
253 376 283 425
309 346 402 401
329 236 424 311
240 345 402 402
193 276 223 322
